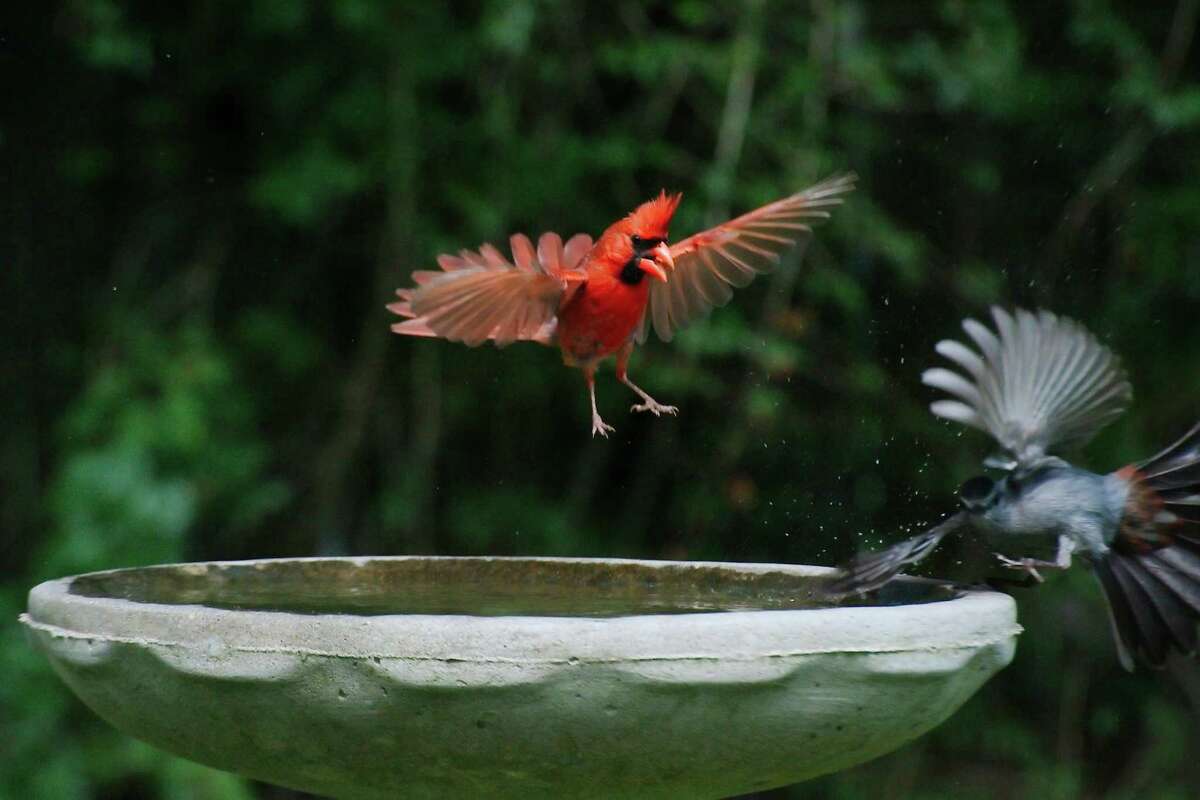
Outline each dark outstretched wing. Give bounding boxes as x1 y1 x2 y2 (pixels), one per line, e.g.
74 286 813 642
826 514 968 597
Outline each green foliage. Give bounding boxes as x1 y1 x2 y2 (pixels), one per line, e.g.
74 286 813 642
6 0 1200 797
2 314 291 797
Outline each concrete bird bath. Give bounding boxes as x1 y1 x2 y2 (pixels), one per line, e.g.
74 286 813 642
21 556 1019 799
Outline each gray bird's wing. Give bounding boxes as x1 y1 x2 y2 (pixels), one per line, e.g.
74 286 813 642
921 307 1131 469
826 514 968 597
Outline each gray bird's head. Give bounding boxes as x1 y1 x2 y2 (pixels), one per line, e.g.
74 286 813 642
958 475 999 514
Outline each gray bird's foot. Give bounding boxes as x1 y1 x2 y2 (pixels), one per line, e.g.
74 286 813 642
994 553 1044 583
630 400 678 416
591 413 615 438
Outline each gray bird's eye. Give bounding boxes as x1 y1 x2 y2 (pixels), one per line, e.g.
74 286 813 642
958 475 997 512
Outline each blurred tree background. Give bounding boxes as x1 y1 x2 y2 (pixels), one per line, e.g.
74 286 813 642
5 0 1200 797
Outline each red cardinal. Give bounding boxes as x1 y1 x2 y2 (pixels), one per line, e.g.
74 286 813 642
388 174 855 436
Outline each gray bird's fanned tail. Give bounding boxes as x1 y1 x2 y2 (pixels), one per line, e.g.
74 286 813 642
1137 420 1200 522
1094 421 1200 670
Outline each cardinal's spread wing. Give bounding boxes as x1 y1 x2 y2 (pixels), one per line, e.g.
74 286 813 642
922 307 1132 467
636 173 855 343
388 232 591 347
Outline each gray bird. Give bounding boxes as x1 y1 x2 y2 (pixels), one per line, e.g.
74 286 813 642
828 306 1200 670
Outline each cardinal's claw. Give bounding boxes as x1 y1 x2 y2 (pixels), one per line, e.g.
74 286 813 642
994 553 1044 583
630 401 678 416
591 416 616 438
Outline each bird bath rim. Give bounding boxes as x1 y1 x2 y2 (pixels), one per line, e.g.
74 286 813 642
23 556 1018 665
21 556 1021 800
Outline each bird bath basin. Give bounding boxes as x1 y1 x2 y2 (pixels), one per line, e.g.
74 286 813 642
21 556 1019 799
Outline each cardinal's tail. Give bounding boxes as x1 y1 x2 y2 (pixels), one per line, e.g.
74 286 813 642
1094 421 1200 670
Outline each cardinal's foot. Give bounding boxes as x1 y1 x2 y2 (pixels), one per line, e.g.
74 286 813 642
630 400 678 416
591 414 615 438
994 553 1044 583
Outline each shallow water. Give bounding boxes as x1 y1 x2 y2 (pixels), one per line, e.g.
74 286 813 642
68 558 955 617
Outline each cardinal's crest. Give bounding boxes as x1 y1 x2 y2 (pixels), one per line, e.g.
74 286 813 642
624 191 681 240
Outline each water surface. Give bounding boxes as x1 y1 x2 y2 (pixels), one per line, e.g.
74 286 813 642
68 558 956 617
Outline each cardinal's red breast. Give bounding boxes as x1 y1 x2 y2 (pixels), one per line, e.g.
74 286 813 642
556 272 649 364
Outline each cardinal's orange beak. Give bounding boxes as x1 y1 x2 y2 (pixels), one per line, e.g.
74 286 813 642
638 258 668 282
652 241 675 272
638 242 674 282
